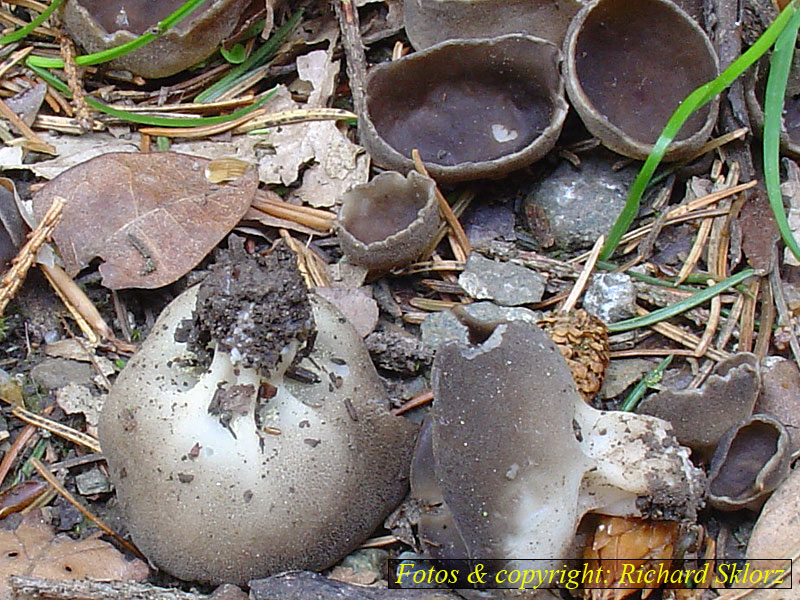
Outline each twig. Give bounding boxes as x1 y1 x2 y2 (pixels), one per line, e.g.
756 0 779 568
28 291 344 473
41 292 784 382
57 23 92 132
11 405 101 453
30 458 146 560
392 390 433 415
634 306 729 362
332 0 368 117
412 149 471 260
251 191 335 232
0 196 64 317
0 96 55 154
561 235 603 313
738 277 760 352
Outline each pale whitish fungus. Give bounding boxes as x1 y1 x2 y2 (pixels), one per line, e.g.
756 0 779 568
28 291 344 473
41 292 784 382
99 243 417 585
412 318 704 593
63 0 249 78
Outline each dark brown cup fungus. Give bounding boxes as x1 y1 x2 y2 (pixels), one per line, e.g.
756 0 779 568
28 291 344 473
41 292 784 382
63 0 249 78
708 414 792 512
563 0 719 161
403 0 582 50
360 34 569 183
337 171 440 272
99 244 417 585
412 317 704 582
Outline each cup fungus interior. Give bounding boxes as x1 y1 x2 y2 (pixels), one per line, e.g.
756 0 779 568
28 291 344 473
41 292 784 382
709 421 780 500
574 0 716 144
339 177 429 244
367 38 558 167
75 0 201 35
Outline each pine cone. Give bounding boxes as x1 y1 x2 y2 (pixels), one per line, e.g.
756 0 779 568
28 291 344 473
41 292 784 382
582 515 679 600
538 309 610 402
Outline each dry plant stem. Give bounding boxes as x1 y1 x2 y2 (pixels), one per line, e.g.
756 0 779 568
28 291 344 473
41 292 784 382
233 107 358 133
392 389 434 415
561 235 604 313
610 348 698 358
412 149 471 259
739 278 760 352
408 297 460 311
9 576 214 600
636 177 675 262
0 46 33 80
635 306 729 362
755 276 775 360
360 534 400 548
682 127 748 163
0 405 54 488
30 458 146 560
677 219 713 284
333 0 368 117
11 405 101 453
0 97 55 154
39 263 117 345
278 229 329 288
58 28 91 133
716 292 744 350
251 194 334 232
694 294 721 357
0 8 56 37
0 196 63 318
138 108 267 138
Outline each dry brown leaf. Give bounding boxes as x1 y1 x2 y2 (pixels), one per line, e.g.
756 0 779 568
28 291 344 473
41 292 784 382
31 152 258 289
739 188 779 271
0 510 148 599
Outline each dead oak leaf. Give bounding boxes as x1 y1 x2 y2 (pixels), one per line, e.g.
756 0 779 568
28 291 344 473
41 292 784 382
0 511 148 599
32 152 258 289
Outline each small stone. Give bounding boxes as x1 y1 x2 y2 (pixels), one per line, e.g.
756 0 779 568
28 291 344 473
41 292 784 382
600 358 656 400
31 358 96 391
524 152 636 251
583 273 637 324
421 302 541 349
75 467 112 495
457 253 545 306
461 203 516 248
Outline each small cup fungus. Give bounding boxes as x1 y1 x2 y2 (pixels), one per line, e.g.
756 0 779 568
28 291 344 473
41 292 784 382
412 317 704 585
360 34 568 183
403 0 581 50
563 0 719 160
99 243 417 585
337 171 440 272
63 0 249 78
708 414 792 512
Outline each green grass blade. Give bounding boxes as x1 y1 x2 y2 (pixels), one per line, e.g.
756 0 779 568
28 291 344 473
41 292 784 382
600 0 800 260
28 61 276 126
27 0 211 69
194 9 302 104
607 268 754 333
764 7 800 262
0 0 64 45
619 354 673 412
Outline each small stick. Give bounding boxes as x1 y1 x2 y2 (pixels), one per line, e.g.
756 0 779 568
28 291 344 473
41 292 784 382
412 149 472 258
0 97 56 154
0 196 64 317
561 235 603 313
58 27 92 133
392 389 433 415
31 458 147 560
332 0 368 116
11 405 101 453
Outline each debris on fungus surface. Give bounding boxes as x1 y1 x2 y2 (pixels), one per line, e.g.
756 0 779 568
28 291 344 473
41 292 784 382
412 316 704 596
99 241 417 585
